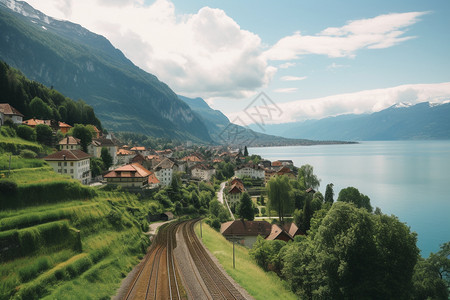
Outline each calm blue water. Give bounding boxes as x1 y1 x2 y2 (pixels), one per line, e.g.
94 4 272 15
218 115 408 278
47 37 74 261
249 141 450 257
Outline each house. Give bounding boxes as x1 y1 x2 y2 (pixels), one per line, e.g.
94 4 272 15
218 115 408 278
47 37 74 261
147 171 160 189
58 136 81 150
278 160 294 168
230 177 244 190
283 223 303 238
91 126 101 138
191 164 216 181
234 164 265 179
0 103 24 124
116 148 135 165
153 158 177 186
306 188 316 194
43 150 91 185
0 110 4 126
88 138 118 165
227 183 245 205
259 160 272 168
22 118 72 133
181 155 203 168
155 149 173 158
103 163 151 189
265 224 293 242
220 220 272 248
131 146 149 156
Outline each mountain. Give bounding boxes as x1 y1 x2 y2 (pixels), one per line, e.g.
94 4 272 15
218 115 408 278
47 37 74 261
0 0 211 143
178 95 354 147
252 102 450 141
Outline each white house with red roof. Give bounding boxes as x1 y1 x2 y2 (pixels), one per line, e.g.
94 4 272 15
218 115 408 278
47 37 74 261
43 150 91 184
58 136 81 151
103 163 151 189
191 164 216 181
234 164 265 179
153 158 177 186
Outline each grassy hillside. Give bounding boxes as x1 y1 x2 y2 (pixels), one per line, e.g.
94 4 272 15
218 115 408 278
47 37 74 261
0 153 164 299
195 223 296 300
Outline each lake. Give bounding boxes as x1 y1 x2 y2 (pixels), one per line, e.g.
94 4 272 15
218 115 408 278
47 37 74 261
249 140 450 257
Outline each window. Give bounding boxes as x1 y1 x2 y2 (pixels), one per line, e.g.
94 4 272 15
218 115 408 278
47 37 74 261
64 169 67 173
70 162 74 166
70 169 74 174
64 162 67 166
58 162 61 166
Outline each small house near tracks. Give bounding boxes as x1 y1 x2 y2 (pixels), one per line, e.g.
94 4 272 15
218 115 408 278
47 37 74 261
220 220 272 248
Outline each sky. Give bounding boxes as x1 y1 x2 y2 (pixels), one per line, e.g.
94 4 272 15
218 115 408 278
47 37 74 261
24 0 450 125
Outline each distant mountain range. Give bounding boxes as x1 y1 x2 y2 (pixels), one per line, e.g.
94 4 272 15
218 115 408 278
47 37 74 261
249 102 450 141
0 0 211 143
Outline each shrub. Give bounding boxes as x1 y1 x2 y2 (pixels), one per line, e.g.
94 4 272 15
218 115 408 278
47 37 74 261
17 125 36 141
0 180 18 195
19 149 37 159
0 124 16 137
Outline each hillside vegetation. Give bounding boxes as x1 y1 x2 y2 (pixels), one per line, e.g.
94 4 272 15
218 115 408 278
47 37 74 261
0 139 163 299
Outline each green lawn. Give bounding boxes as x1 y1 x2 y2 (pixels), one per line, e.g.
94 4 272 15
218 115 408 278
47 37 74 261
195 223 297 300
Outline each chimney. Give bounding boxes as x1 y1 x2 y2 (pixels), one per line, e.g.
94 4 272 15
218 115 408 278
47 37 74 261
63 154 66 161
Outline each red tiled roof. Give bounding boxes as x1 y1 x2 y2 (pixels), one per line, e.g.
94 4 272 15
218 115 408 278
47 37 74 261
131 146 146 151
44 150 91 161
148 172 160 184
0 103 24 117
228 183 244 194
59 122 72 128
23 118 72 129
181 155 203 162
104 163 151 178
272 161 282 167
117 149 134 155
220 220 272 237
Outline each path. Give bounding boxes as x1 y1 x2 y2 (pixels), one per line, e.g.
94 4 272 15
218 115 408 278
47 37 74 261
217 181 235 220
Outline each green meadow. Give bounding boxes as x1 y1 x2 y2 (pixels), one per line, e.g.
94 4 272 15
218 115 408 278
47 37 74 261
195 223 297 300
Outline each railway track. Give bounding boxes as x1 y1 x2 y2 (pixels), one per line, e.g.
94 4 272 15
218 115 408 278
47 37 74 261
180 220 246 300
124 221 184 300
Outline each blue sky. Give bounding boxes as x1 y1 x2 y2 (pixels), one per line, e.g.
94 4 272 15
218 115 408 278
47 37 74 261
25 0 450 124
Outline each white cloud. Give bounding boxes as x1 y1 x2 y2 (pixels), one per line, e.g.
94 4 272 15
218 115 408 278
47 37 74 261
228 82 450 124
280 76 307 81
26 0 275 98
278 62 296 69
327 62 347 70
264 12 428 60
274 88 298 93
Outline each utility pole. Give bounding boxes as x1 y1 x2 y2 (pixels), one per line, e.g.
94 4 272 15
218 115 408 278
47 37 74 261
8 154 11 177
233 239 235 269
200 219 202 239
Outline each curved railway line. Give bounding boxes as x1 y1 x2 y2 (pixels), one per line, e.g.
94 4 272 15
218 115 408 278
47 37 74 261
123 219 247 300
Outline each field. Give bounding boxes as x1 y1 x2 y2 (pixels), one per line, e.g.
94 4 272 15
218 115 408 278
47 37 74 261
195 223 297 300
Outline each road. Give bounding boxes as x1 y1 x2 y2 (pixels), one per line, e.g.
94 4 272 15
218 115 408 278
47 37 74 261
217 181 235 220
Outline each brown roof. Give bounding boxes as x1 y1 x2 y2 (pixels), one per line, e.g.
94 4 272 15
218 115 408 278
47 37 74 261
220 220 272 237
306 188 316 194
131 146 146 151
92 138 116 147
228 183 244 194
0 103 24 117
154 158 176 170
58 136 80 145
23 118 71 129
131 154 145 164
265 224 293 242
44 149 91 161
283 223 303 237
191 163 214 170
272 161 282 167
181 155 203 162
104 163 151 178
59 122 72 128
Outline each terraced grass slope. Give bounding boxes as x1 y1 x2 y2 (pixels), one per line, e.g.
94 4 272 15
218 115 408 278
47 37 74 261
0 157 163 299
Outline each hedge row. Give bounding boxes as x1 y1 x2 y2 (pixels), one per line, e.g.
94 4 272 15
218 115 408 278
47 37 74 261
0 220 80 262
0 181 96 209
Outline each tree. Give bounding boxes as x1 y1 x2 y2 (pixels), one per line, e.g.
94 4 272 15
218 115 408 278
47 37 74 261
16 125 36 141
298 164 320 190
35 124 53 146
238 192 254 220
324 183 334 204
72 124 92 152
337 186 373 212
244 146 249 157
90 157 104 178
267 175 293 223
101 147 113 170
29 97 52 119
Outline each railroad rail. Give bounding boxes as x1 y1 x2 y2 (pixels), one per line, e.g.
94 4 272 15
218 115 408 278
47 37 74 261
180 220 246 300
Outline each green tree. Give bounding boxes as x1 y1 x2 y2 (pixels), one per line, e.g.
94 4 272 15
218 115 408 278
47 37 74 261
100 147 113 170
244 146 249 157
267 175 293 223
16 125 36 141
238 192 254 220
298 164 320 190
35 124 53 146
325 183 334 204
90 157 104 178
29 97 52 119
72 124 92 152
337 186 373 212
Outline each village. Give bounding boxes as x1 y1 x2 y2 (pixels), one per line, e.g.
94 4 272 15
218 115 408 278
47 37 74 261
1 102 309 249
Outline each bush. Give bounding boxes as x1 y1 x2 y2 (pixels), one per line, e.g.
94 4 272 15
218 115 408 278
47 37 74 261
0 124 16 137
0 180 18 195
20 149 37 159
17 125 36 141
